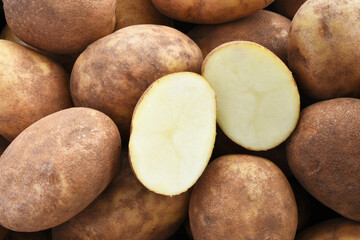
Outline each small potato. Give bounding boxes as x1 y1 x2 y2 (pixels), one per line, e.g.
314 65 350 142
0 108 121 231
189 155 298 240
151 0 274 24
188 10 291 62
0 40 72 141
114 0 173 30
288 0 360 99
296 218 360 239
272 0 307 19
52 153 190 240
287 98 360 221
3 0 116 54
71 24 203 140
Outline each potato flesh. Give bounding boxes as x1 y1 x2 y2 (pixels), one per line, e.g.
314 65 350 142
203 42 299 150
129 73 216 196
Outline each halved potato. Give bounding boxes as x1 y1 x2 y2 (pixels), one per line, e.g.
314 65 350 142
129 72 216 196
202 41 300 151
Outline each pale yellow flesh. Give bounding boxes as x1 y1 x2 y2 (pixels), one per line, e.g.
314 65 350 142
203 42 300 151
129 72 216 196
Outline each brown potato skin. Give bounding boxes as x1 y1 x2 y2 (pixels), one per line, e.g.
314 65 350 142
189 155 298 240
0 108 121 232
151 0 274 24
287 98 360 221
71 24 203 140
3 0 116 54
296 218 360 240
272 0 307 19
188 10 291 62
52 154 190 240
288 0 360 99
0 40 72 141
114 0 173 31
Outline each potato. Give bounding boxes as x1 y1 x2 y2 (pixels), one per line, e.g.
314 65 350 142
287 98 360 221
53 152 189 240
189 155 298 240
188 10 291 62
0 108 121 231
114 0 173 31
288 0 360 99
151 0 274 24
71 24 203 140
0 40 72 141
296 218 360 239
3 0 116 54
271 0 307 19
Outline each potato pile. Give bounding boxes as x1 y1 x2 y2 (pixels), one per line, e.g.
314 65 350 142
0 0 359 239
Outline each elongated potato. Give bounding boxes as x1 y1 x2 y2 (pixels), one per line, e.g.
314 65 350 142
0 40 72 141
0 108 121 232
53 153 189 240
189 155 298 240
71 25 203 140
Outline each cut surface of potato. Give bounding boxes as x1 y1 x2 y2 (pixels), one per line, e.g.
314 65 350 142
202 41 300 151
129 72 216 196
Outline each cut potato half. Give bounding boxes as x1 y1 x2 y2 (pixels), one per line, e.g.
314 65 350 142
129 72 217 196
202 41 300 151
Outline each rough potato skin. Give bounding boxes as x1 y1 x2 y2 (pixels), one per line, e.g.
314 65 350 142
151 0 274 24
189 155 298 240
114 0 172 31
288 0 360 99
0 40 72 141
3 0 116 54
296 218 360 240
52 155 190 240
287 98 360 221
0 108 121 232
71 24 203 139
188 10 291 62
272 0 307 19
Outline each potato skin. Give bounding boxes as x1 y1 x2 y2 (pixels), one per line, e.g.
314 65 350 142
189 155 297 240
0 40 72 141
3 0 116 54
296 218 360 240
188 10 291 62
71 24 203 139
52 154 190 240
288 0 360 99
151 0 274 24
0 108 121 232
287 98 360 221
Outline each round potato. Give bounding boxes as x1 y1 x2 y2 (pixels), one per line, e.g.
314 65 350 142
296 218 360 240
71 24 203 140
0 108 121 232
288 0 360 99
3 0 116 54
114 0 172 31
188 10 291 62
189 155 298 240
53 152 189 240
0 40 72 141
287 98 360 221
151 0 274 24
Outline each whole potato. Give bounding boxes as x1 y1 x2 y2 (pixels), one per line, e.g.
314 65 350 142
296 218 360 239
288 0 360 99
114 0 172 31
188 10 291 62
53 153 190 240
151 0 274 24
0 108 121 231
71 24 203 140
0 40 72 141
271 0 307 19
189 155 298 240
3 0 116 54
287 98 360 221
